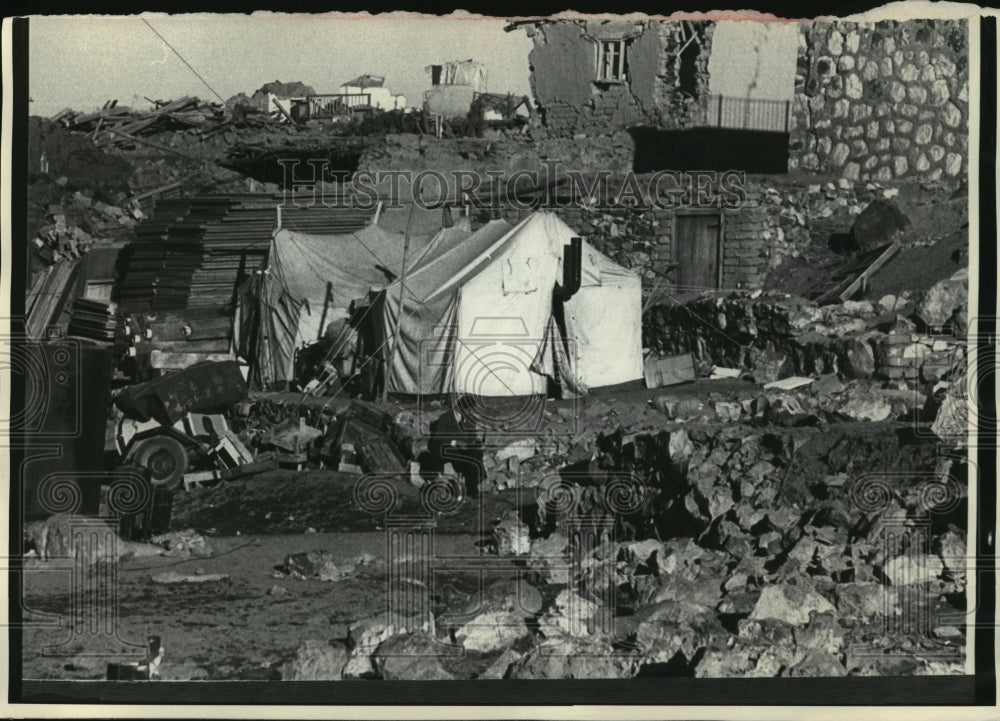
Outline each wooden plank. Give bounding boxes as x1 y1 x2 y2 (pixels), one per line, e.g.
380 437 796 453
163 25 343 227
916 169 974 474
763 376 815 391
812 241 900 304
836 240 901 302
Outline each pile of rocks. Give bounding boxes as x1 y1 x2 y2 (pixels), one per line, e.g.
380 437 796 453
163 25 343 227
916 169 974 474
277 417 966 679
644 277 967 390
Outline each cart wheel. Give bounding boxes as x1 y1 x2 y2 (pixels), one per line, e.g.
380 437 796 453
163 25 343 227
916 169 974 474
131 436 188 490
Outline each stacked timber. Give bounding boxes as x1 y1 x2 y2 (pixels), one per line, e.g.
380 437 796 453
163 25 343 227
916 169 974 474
118 194 374 313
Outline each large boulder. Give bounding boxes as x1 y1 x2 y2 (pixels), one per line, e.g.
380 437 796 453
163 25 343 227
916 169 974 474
538 590 600 639
840 337 876 379
749 583 836 626
454 610 531 653
882 553 944 586
851 198 910 253
632 600 726 667
281 639 348 680
916 268 968 328
507 636 639 679
343 611 433 679
372 633 458 681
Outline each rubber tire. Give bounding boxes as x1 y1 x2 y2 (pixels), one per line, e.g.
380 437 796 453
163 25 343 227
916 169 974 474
130 435 188 490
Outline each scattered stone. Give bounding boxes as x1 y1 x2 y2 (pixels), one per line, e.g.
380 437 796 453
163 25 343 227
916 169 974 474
932 625 963 640
794 612 845 656
267 585 291 597
280 551 347 581
495 439 536 462
344 611 434 679
842 338 876 379
528 532 570 583
151 529 212 558
651 575 725 608
813 373 846 396
752 350 791 385
786 649 847 676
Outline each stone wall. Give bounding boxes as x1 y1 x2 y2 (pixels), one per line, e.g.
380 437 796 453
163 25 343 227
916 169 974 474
525 20 713 138
482 174 772 292
789 19 969 182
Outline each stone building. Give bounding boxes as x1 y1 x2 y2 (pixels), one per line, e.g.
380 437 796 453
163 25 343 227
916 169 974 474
509 19 714 137
788 18 968 181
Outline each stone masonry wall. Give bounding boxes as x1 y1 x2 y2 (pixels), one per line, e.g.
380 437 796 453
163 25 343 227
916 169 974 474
483 175 771 292
790 19 969 182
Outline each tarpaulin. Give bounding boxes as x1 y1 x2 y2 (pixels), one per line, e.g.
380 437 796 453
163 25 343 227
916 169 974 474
114 360 248 425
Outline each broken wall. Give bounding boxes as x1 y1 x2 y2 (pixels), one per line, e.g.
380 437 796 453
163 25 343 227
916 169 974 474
789 19 969 181
526 20 713 137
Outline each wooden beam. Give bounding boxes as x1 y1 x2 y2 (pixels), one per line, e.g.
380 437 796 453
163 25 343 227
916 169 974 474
837 240 901 302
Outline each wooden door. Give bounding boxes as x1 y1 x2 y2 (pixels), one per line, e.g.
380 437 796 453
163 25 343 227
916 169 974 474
673 214 721 291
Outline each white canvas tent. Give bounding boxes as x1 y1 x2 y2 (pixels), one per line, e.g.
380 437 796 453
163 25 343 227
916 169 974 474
379 212 643 397
234 224 433 386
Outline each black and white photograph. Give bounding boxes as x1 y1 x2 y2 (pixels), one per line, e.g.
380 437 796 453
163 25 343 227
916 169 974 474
1 2 996 715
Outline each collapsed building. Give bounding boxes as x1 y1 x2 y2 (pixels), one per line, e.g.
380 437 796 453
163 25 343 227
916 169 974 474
15 15 982 682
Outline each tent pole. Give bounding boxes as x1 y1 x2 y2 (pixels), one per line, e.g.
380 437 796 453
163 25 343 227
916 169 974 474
381 201 416 403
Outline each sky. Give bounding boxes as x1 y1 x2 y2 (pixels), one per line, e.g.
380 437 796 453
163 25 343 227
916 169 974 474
28 14 797 117
28 14 535 116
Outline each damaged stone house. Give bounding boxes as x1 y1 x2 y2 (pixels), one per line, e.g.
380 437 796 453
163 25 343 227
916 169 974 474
511 19 714 137
514 17 969 181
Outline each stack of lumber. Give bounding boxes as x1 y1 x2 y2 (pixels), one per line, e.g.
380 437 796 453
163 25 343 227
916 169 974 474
68 298 120 342
118 193 374 314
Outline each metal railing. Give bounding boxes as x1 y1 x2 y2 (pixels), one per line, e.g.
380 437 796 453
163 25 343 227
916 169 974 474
305 93 373 119
706 94 791 133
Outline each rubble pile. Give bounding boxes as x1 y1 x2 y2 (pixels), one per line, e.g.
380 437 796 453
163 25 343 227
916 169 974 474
288 420 965 680
644 276 967 390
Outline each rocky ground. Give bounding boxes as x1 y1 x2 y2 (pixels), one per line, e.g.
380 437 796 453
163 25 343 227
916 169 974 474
21 383 969 681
